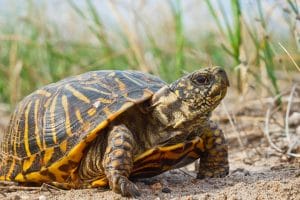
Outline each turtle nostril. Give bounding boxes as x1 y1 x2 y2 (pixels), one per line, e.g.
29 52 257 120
217 68 226 75
215 68 229 87
213 67 226 75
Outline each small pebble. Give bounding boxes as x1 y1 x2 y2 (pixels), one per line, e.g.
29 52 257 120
281 155 289 162
162 187 171 193
13 195 21 200
39 195 47 200
289 112 300 126
296 126 300 135
151 182 162 191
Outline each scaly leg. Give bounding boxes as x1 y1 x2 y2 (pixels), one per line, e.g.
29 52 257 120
197 122 229 179
102 124 140 197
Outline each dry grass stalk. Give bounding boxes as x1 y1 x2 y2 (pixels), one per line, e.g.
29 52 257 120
107 1 149 72
221 102 249 159
8 43 23 106
0 185 40 192
278 42 300 72
284 84 297 143
264 107 284 153
285 84 300 158
264 84 300 157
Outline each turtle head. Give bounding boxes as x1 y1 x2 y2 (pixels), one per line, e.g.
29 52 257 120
150 66 229 128
170 66 229 115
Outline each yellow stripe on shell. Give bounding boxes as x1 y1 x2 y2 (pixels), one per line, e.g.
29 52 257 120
62 95 72 136
81 86 109 95
65 84 91 104
103 107 112 116
36 89 51 97
87 107 97 116
34 99 43 150
6 158 16 180
75 109 84 124
42 97 53 148
23 154 36 172
50 94 59 144
13 113 19 156
114 78 126 91
24 101 33 157
43 147 54 166
122 72 143 86
96 97 113 104
59 140 68 153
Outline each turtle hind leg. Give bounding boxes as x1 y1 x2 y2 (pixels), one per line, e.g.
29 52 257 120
197 122 229 179
103 124 140 198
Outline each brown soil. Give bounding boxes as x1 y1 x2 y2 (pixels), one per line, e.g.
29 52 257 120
1 86 300 200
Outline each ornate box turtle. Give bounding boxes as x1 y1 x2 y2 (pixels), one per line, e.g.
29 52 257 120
0 66 229 197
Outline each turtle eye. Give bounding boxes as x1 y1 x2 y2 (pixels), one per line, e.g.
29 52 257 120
193 75 210 85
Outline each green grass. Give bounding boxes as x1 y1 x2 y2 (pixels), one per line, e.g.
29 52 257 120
205 0 242 92
0 1 299 108
169 0 185 78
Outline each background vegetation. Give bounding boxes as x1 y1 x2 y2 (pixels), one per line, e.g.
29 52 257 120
0 0 299 108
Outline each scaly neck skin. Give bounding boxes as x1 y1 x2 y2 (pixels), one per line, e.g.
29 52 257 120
145 86 209 147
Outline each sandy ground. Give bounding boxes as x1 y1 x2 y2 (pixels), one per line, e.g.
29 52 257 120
1 86 300 200
2 145 300 200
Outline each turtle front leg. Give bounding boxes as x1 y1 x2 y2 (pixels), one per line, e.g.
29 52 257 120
197 122 229 179
103 124 140 197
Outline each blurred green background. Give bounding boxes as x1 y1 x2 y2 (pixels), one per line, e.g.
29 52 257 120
0 0 299 108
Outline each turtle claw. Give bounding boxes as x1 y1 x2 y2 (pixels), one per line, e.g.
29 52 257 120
120 178 141 198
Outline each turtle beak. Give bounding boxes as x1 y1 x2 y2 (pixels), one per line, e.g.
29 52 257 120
214 67 230 87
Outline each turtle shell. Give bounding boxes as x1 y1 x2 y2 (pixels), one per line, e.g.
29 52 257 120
0 70 165 183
